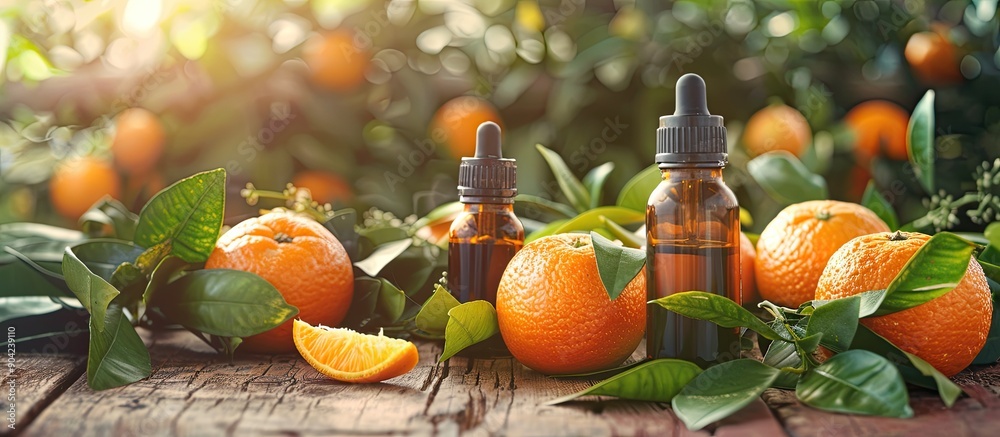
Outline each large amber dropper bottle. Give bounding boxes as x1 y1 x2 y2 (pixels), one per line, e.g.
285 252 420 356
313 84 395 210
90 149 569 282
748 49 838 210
646 74 741 367
447 122 524 304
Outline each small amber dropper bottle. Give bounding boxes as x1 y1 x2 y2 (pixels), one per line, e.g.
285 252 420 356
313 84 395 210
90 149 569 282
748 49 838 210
646 74 741 367
447 122 524 304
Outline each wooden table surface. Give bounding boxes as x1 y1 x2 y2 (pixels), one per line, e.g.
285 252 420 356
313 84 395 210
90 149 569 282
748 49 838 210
4 330 1000 437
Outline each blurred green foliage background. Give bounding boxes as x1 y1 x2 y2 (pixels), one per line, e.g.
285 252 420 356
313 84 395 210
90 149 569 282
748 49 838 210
1 0 998 234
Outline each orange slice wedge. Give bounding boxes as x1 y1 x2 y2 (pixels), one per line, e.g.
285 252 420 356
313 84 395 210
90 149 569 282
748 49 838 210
292 319 419 383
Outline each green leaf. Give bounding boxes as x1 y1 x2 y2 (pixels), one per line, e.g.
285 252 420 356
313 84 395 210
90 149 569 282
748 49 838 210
87 303 151 390
981 244 1000 275
747 151 828 204
142 255 189 304
341 277 381 329
354 239 412 277
111 261 143 286
861 181 899 231
152 269 299 338
857 289 888 318
416 284 461 335
0 222 84 246
672 359 781 430
973 278 1000 365
549 360 646 380
536 144 591 213
79 197 139 240
376 277 406 323
71 240 146 282
650 291 782 340
552 206 644 235
514 194 577 219
903 351 963 407
525 219 569 243
2 245 73 296
986 223 1000 248
322 209 359 261
590 231 645 300
806 295 860 353
134 168 226 263
440 301 499 362
907 90 935 194
599 216 644 248
582 162 615 209
62 247 120 332
796 350 912 418
616 164 660 212
359 227 410 248
0 297 89 354
546 359 701 405
379 245 435 295
763 338 801 389
796 333 823 354
849 326 961 407
876 232 976 316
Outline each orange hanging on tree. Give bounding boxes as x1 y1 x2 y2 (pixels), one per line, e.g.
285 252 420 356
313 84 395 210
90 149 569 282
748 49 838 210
291 170 354 205
430 96 503 159
845 100 910 163
305 29 370 91
111 108 166 175
905 25 963 85
742 103 812 158
49 156 122 220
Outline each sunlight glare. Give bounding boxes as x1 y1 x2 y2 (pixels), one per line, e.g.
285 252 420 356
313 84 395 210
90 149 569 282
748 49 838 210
122 0 163 37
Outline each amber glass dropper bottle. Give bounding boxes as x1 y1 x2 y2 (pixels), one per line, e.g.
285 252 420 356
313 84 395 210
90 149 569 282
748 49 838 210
646 74 741 367
447 122 524 304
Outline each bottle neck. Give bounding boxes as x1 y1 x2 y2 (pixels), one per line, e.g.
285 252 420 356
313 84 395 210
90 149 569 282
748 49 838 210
660 167 725 181
462 203 515 213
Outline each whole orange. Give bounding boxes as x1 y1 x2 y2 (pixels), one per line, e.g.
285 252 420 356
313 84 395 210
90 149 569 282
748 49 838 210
205 211 354 353
496 234 646 374
740 232 758 306
49 156 122 220
305 30 369 91
845 100 910 163
111 108 166 175
742 103 812 158
816 232 991 376
755 201 890 307
905 26 962 85
430 96 503 159
292 170 353 205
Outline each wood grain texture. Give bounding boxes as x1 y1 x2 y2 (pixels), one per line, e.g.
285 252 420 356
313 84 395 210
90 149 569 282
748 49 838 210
20 331 784 436
0 354 85 437
762 363 1000 437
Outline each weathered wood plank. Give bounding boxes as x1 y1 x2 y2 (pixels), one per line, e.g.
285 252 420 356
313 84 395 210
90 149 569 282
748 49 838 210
21 331 788 436
25 331 439 436
0 353 85 436
762 364 1000 437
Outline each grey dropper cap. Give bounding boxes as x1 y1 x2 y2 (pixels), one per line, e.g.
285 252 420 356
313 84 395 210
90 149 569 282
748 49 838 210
457 122 517 204
656 73 728 167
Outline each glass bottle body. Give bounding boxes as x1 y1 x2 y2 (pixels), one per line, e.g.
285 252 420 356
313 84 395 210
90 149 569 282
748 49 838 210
646 167 741 367
447 203 524 304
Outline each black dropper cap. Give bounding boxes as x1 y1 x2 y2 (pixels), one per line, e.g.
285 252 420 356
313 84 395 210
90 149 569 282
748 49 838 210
656 73 727 167
457 122 516 204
